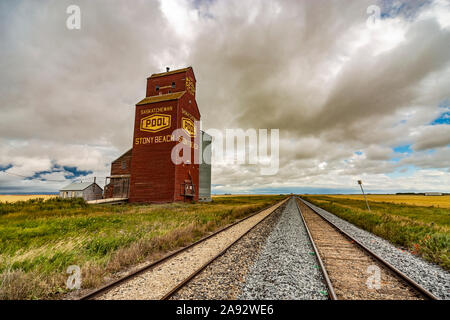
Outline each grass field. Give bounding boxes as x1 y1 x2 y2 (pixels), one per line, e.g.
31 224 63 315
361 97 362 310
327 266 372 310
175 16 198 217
303 195 449 271
0 195 285 300
0 195 57 203
324 194 450 208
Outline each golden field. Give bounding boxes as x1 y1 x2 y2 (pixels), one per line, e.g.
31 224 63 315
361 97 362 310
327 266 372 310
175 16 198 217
318 194 450 209
0 195 57 203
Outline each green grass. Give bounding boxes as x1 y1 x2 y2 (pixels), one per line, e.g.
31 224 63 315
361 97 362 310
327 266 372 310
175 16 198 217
0 195 284 299
302 195 450 271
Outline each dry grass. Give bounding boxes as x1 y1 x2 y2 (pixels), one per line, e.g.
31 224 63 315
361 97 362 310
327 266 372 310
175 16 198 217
0 195 57 203
0 195 284 299
322 194 450 208
82 222 216 288
0 269 65 300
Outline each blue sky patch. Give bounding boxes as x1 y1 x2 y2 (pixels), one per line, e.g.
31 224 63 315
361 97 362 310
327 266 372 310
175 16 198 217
14 164 93 181
430 111 450 125
393 144 412 154
63 166 93 178
386 165 415 178
390 144 413 162
26 170 55 181
0 164 13 171
379 0 431 20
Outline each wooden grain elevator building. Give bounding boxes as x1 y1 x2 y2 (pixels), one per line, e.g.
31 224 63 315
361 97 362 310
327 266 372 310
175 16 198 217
104 67 211 203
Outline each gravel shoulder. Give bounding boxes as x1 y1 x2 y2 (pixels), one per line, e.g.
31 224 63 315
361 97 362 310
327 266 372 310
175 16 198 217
239 198 328 300
300 198 450 300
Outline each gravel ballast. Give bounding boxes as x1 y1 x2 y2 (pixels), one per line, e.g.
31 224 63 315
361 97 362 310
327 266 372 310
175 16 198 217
170 201 287 300
96 199 288 300
239 198 328 300
301 198 450 300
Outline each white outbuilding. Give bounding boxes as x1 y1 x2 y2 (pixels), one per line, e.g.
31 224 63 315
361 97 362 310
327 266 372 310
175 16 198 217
59 182 103 201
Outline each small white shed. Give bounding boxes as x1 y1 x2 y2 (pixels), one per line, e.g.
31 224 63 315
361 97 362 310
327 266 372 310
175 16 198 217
59 182 103 201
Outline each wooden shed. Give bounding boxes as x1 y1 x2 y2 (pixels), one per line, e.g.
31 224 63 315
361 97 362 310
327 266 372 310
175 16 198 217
104 149 132 199
59 182 103 201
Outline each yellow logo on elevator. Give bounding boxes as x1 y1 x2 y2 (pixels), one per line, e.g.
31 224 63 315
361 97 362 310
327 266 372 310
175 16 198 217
182 117 196 137
141 114 171 133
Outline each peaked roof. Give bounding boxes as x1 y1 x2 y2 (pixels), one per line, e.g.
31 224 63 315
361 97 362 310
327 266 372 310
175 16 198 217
112 148 132 163
148 67 192 79
136 91 186 106
60 182 102 191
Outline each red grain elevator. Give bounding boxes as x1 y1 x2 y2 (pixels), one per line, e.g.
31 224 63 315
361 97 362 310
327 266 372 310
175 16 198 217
128 67 201 203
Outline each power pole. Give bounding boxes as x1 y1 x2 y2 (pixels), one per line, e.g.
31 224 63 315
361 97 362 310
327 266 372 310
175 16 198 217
358 180 371 211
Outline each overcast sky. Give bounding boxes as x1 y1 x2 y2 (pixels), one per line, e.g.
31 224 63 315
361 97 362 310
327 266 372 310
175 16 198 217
0 0 449 194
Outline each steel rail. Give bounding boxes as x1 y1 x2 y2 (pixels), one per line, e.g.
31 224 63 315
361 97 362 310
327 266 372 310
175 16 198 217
161 197 289 300
294 198 338 300
79 197 289 300
298 197 439 300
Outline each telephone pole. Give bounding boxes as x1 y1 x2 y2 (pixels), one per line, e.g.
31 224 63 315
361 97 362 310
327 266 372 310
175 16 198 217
358 180 371 211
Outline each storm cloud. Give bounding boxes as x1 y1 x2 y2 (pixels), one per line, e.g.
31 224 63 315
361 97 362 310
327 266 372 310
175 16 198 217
0 0 449 193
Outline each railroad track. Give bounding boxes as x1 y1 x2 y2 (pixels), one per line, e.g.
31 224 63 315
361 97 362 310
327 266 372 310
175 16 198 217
295 197 438 300
79 197 289 300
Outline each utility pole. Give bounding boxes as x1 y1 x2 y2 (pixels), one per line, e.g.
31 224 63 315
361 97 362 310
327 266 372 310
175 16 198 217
358 180 371 211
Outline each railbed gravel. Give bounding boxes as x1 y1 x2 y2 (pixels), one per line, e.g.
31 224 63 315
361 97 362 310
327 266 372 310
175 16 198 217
170 201 287 300
301 198 450 300
96 199 288 300
239 198 328 300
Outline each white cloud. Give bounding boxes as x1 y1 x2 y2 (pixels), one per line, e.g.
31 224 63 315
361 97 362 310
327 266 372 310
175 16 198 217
0 0 449 194
418 0 450 29
410 125 450 150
